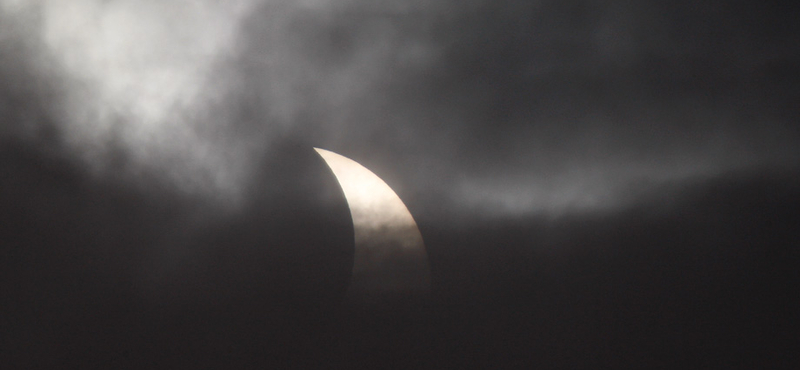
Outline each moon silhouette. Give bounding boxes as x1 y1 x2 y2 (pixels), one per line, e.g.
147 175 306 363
314 148 430 300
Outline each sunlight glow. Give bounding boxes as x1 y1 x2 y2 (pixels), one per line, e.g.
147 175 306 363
314 148 429 296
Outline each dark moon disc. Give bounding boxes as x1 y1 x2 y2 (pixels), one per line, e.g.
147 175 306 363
0 141 354 368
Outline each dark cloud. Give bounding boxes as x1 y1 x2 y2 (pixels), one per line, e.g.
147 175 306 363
3 0 797 213
0 137 355 368
2 0 798 368
225 0 800 217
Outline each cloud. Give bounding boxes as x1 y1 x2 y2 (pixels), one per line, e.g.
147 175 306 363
2 0 798 218
2 3 798 367
296 0 800 218
2 0 259 206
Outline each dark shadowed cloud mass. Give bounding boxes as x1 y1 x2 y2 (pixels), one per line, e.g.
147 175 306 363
2 0 798 368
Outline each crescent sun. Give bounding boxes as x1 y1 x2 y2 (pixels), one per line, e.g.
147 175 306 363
314 148 430 300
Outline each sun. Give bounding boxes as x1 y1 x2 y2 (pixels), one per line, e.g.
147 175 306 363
314 148 429 297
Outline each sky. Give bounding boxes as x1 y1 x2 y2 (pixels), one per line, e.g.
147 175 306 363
1 0 798 368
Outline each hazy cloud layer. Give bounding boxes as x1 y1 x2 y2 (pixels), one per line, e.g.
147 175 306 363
2 0 798 216
2 2 798 367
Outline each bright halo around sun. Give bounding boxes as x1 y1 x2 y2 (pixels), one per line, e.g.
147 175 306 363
314 148 430 299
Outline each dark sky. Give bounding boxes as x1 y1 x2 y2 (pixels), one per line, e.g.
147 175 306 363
1 1 798 368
